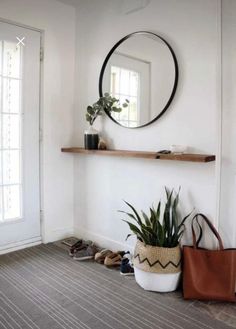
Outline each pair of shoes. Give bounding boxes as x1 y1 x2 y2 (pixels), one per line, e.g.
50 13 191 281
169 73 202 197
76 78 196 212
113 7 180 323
120 257 134 276
103 251 128 267
69 239 92 257
73 243 98 261
94 249 113 264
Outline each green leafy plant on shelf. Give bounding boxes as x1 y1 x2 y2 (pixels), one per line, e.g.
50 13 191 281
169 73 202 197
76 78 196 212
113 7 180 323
86 93 129 126
120 188 192 248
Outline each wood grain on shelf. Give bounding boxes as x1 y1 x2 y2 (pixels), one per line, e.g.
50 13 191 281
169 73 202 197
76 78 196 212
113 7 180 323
61 147 215 163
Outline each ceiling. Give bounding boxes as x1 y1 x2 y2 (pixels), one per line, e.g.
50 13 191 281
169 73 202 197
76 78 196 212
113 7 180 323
54 0 151 12
55 0 79 7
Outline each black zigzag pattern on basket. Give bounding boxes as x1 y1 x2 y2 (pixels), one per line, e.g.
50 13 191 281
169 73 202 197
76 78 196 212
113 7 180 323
134 253 181 269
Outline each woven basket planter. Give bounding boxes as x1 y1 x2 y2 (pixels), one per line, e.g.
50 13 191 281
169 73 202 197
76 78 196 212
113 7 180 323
133 240 182 292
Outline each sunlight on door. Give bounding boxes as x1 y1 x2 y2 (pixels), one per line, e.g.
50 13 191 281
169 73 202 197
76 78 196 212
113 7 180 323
0 40 22 221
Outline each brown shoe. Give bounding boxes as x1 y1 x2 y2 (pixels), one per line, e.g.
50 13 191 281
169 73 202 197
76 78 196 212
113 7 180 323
104 252 123 267
95 249 113 264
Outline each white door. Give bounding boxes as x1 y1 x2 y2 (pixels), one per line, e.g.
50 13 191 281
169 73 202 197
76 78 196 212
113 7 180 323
0 21 41 251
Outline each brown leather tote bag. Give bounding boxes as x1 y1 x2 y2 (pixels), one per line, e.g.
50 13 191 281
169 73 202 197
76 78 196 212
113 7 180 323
183 213 236 302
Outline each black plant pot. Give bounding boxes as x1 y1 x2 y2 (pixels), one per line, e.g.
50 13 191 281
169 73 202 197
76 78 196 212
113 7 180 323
84 126 99 150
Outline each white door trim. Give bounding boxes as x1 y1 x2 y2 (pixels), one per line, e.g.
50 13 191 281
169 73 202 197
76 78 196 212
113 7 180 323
0 236 41 255
0 17 43 33
215 0 222 229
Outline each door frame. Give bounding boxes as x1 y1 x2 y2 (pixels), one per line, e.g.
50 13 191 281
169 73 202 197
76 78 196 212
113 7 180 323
0 17 44 254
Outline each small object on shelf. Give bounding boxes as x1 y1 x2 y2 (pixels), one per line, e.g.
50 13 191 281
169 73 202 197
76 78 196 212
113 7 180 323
170 145 187 154
98 138 107 150
84 126 99 150
158 150 171 154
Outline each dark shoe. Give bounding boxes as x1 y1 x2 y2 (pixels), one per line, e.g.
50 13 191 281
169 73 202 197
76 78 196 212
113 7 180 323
120 257 134 276
73 244 98 261
69 239 92 257
118 250 129 258
69 239 83 256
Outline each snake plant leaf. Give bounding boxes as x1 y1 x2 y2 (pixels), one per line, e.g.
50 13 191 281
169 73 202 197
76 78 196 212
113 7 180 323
150 207 158 233
173 186 181 210
139 223 153 244
163 204 170 237
125 234 133 241
178 210 193 230
165 186 169 199
150 207 156 222
141 224 157 236
140 225 156 245
172 202 178 229
165 187 173 206
163 189 174 246
141 211 151 227
171 190 180 234
167 188 174 206
118 210 141 227
122 220 145 241
156 201 161 219
123 200 143 226
157 220 164 246
171 229 185 247
151 208 157 232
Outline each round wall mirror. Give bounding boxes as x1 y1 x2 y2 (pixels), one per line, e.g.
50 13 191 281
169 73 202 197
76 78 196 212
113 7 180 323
99 31 178 128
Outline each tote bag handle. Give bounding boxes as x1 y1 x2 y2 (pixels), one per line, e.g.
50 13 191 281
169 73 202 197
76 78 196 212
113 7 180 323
191 213 224 250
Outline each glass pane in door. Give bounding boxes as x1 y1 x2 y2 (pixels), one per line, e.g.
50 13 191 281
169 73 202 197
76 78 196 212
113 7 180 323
0 40 22 222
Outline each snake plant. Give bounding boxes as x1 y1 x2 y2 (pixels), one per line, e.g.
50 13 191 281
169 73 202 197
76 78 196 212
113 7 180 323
120 188 191 248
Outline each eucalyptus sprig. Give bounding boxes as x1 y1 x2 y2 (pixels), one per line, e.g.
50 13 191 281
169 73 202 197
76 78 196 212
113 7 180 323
119 188 192 248
86 93 129 126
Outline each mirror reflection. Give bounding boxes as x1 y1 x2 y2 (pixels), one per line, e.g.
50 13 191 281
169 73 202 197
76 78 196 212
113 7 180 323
100 32 178 128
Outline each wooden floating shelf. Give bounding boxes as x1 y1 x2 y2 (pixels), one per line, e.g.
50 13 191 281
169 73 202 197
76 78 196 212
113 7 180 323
61 147 216 163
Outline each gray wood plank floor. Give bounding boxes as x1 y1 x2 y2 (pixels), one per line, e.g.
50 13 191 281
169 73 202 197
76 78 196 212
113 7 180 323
0 244 235 329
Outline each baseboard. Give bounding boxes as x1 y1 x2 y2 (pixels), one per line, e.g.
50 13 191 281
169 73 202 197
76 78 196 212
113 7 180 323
74 226 135 252
0 236 42 255
43 226 74 243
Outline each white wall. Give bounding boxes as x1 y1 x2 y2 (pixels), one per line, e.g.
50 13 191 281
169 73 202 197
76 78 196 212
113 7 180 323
74 0 219 251
0 0 76 242
220 0 236 247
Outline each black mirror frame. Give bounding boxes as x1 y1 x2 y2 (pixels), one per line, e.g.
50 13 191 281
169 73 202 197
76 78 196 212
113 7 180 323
99 31 179 128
